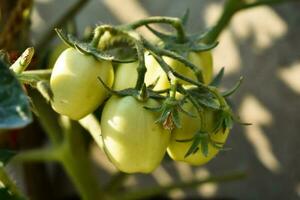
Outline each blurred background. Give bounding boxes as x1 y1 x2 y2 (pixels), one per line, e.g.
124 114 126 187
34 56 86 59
1 0 300 199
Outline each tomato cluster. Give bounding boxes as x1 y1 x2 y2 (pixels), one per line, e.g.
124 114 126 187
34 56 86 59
49 24 233 173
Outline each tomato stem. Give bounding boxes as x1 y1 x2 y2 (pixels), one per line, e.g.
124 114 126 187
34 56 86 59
124 16 187 43
204 0 293 43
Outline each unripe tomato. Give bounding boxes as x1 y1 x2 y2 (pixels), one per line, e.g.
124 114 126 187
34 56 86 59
112 53 162 90
48 43 68 68
167 101 229 165
50 48 114 120
101 96 170 173
153 51 213 90
113 51 213 91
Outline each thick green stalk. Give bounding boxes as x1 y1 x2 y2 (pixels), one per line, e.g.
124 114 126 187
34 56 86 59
28 90 103 200
125 16 186 43
58 117 104 200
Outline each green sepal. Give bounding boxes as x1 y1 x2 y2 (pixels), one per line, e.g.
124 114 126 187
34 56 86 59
55 29 134 63
189 41 218 52
222 76 243 97
171 108 181 128
210 67 224 87
184 131 209 158
145 25 177 43
180 9 190 27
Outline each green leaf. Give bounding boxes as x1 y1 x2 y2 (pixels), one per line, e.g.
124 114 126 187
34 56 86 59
210 67 224 87
0 150 16 167
0 60 32 129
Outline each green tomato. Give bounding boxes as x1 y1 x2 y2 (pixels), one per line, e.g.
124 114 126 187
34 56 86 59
167 101 229 165
112 51 213 91
50 48 114 120
153 51 213 90
101 95 170 173
48 43 68 68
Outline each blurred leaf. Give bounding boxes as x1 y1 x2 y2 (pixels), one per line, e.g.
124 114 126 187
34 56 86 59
0 59 32 129
0 150 16 167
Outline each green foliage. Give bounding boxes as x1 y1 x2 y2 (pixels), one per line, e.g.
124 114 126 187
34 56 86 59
0 59 32 129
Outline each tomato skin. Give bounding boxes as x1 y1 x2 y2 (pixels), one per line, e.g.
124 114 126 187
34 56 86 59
48 43 68 68
50 48 114 120
101 96 170 173
167 102 229 165
113 51 213 91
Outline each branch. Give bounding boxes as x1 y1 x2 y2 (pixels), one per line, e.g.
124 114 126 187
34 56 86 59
205 0 297 43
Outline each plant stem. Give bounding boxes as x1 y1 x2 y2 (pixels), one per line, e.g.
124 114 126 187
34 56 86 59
134 40 147 92
0 167 27 199
29 89 62 146
59 117 104 200
125 16 186 43
29 90 104 199
17 69 52 85
205 0 298 43
119 171 246 200
13 148 60 162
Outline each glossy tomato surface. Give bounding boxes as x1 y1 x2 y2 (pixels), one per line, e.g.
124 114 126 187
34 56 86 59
50 48 114 120
101 95 170 173
113 51 213 91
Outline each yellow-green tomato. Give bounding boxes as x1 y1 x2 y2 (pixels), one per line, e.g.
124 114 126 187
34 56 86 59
113 51 213 91
167 102 229 165
101 96 170 173
48 43 68 68
153 51 213 90
50 48 114 120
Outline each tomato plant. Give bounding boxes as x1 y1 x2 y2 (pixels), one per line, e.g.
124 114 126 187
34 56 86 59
167 100 229 165
113 50 213 91
101 95 170 173
50 47 114 120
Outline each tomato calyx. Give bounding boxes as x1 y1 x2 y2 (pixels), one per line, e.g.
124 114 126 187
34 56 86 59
144 96 194 131
55 29 135 63
176 130 226 158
